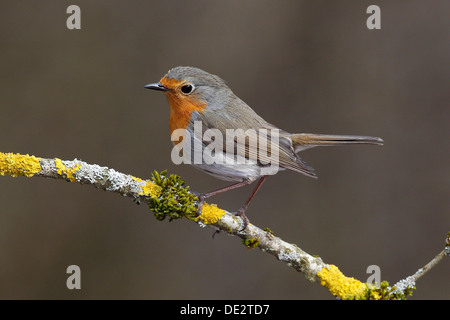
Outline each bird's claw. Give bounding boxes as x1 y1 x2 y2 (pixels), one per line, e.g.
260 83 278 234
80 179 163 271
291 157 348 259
192 191 207 216
233 208 249 232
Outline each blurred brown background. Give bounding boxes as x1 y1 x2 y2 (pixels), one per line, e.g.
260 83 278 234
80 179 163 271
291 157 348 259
0 1 448 299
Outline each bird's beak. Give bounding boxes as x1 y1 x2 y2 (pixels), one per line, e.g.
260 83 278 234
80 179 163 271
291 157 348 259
144 83 170 92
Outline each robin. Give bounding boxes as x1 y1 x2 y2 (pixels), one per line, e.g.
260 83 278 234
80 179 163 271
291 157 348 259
145 66 383 229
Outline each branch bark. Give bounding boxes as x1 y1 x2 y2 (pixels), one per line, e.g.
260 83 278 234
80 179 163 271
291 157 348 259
0 152 447 299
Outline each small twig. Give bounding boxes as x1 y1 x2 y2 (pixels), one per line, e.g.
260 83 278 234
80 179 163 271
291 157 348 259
389 233 450 298
414 233 450 283
411 249 449 283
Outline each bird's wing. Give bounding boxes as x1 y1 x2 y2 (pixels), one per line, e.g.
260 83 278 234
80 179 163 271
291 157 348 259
193 107 317 178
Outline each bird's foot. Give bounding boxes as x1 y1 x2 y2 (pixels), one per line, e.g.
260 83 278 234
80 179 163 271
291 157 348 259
192 191 208 216
232 207 250 232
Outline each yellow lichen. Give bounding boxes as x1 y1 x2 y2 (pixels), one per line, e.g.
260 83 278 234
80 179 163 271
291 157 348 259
54 158 65 176
317 264 368 300
66 163 81 182
132 176 161 197
0 152 41 177
198 203 226 224
368 287 382 300
54 158 81 182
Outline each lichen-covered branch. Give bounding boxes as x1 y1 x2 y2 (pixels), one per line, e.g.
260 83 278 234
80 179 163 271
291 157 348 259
0 152 448 299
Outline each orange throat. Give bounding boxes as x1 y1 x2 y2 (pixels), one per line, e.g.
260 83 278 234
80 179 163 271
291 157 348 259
160 77 207 136
169 103 193 135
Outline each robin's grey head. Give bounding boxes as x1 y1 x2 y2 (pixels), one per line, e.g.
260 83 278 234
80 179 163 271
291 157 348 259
164 66 227 88
145 66 236 109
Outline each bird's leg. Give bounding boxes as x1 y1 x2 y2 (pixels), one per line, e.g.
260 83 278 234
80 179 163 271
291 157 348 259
233 176 267 231
194 179 254 215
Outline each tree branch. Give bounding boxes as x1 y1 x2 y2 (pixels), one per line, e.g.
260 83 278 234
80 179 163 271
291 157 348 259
0 152 447 299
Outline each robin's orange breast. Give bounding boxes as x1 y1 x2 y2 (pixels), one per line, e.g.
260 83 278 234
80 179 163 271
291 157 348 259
160 77 207 135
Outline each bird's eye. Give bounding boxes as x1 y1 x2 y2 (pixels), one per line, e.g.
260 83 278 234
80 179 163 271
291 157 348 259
181 84 194 94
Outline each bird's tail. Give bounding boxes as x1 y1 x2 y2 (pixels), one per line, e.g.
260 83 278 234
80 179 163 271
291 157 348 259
290 133 384 152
